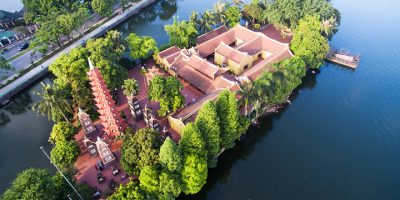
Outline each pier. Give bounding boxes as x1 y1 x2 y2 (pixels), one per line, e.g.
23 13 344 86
325 49 360 69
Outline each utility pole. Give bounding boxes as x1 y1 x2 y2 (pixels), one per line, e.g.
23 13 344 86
40 146 84 200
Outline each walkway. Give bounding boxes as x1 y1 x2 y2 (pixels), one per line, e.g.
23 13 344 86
0 0 157 104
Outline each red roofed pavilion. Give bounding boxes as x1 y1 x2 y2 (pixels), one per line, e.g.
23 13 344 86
87 58 127 137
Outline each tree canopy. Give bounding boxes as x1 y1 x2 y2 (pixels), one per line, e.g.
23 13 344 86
159 137 183 173
1 168 56 200
291 15 329 69
50 140 80 169
126 33 158 61
91 0 115 17
180 122 206 158
109 181 146 200
180 153 208 194
148 75 184 116
49 122 76 144
120 128 162 175
224 6 241 28
164 18 198 48
195 101 221 167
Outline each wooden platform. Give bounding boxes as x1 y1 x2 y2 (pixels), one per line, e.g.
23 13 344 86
325 49 360 69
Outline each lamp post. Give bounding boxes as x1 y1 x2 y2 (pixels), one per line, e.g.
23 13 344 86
39 146 84 200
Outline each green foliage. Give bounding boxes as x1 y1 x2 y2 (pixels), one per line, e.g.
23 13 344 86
49 122 76 144
180 123 206 158
22 0 79 23
148 76 184 116
92 0 115 17
50 140 80 169
159 170 182 199
198 10 216 34
32 82 72 123
159 137 183 173
1 168 56 200
120 128 162 175
216 90 240 149
180 153 208 194
86 31 128 90
224 6 241 28
49 47 96 115
109 181 146 200
126 33 158 61
291 15 329 69
195 101 221 167
242 1 267 27
139 166 160 194
165 18 198 48
122 78 140 97
0 55 12 71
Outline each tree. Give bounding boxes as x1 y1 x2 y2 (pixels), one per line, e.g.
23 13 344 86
49 122 76 144
243 1 267 28
216 90 240 149
87 31 128 90
195 101 221 167
189 11 201 31
180 153 208 194
32 17 63 50
199 10 215 34
179 122 206 158
291 15 329 69
1 168 56 200
148 76 184 116
213 1 226 26
122 78 140 98
126 33 158 62
32 82 72 123
0 55 13 71
92 0 115 17
50 140 80 169
159 137 183 173
139 166 159 194
120 128 162 175
236 80 256 116
164 18 198 48
224 6 241 28
159 170 182 199
49 47 96 115
109 181 146 200
22 0 78 23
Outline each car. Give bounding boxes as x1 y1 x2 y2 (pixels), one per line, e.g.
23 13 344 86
19 43 29 51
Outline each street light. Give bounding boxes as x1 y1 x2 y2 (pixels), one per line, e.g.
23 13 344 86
39 146 84 200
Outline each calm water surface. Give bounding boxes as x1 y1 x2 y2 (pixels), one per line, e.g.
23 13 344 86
1 0 400 198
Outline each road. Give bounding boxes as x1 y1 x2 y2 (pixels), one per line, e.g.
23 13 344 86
0 0 156 103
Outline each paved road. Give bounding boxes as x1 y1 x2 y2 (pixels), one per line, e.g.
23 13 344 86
0 0 156 103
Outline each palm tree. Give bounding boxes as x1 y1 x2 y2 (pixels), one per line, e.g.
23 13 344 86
213 1 226 26
232 0 244 8
321 17 338 37
189 11 201 31
236 80 255 116
199 10 216 34
122 78 139 98
32 82 72 123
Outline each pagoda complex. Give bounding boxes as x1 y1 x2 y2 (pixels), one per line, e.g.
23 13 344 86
87 58 127 137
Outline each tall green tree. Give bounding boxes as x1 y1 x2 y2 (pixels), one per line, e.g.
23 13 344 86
195 101 221 167
199 10 216 34
148 76 184 116
159 170 182 199
180 153 208 195
139 166 160 194
159 137 183 173
32 82 72 123
291 15 329 69
213 1 226 26
122 78 140 98
126 33 158 62
179 122 206 158
224 6 241 28
50 140 80 169
49 122 76 144
120 128 162 175
165 18 198 48
86 30 128 90
1 168 56 200
243 1 267 28
91 0 115 17
109 181 146 200
216 90 240 149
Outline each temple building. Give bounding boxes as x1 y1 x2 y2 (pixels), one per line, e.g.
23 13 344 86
87 58 127 137
156 25 293 135
78 108 96 135
95 137 116 168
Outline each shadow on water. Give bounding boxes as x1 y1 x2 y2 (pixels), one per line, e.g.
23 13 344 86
0 93 33 127
183 71 319 199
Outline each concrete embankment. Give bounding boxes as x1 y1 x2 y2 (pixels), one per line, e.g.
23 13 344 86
0 0 157 105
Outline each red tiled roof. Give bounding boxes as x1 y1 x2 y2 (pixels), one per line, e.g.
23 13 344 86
215 42 249 63
196 26 229 45
185 55 219 79
195 30 236 57
159 46 181 58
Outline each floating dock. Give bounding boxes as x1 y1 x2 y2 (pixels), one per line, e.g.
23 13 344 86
325 49 360 69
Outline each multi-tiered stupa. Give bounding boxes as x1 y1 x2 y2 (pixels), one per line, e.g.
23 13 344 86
87 58 127 137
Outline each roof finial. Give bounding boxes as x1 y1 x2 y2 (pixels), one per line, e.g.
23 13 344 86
88 57 94 70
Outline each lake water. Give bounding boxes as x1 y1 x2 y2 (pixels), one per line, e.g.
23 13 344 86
1 0 400 198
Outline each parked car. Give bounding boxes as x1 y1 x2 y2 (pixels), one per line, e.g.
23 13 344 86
19 43 29 51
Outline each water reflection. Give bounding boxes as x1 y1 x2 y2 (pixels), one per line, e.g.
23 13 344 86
0 93 33 127
159 0 177 20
